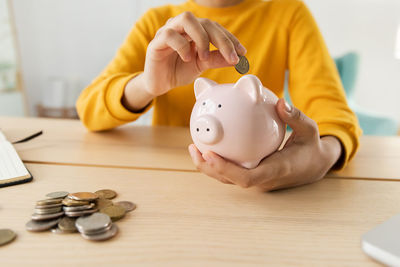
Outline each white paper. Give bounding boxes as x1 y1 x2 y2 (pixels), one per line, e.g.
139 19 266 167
0 131 29 181
0 130 6 142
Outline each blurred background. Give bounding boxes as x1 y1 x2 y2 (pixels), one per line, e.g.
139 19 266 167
0 0 399 135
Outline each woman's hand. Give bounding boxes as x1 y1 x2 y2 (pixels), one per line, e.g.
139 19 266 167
143 11 246 96
188 99 343 191
123 11 246 112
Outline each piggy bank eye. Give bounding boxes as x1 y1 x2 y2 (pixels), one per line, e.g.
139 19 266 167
202 102 206 106
218 104 222 108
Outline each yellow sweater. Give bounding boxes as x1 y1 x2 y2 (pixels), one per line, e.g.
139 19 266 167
76 0 361 169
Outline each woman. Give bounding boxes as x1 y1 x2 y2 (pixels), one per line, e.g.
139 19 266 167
76 0 361 191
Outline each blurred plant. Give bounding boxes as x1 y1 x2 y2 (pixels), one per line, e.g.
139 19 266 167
0 0 17 92
0 62 15 91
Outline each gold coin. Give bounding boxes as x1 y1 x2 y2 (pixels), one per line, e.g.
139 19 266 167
0 229 16 246
34 203 62 209
65 208 98 217
51 227 76 234
115 201 136 212
95 198 113 210
100 205 126 222
95 189 117 200
58 217 77 232
36 198 63 206
63 203 95 212
62 198 90 207
235 55 249 74
68 192 98 201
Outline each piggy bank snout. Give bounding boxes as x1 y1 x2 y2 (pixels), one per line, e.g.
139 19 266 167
193 115 223 145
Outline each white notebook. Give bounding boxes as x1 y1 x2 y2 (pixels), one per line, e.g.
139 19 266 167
0 130 32 187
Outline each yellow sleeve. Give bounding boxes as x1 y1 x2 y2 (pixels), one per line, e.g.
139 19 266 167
76 9 163 131
287 1 362 170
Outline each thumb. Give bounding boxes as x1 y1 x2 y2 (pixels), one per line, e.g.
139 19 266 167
276 98 318 138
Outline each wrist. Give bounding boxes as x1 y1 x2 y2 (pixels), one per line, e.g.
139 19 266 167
320 135 343 169
122 73 154 112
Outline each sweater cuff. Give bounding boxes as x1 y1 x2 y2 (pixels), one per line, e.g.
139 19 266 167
105 73 153 122
318 123 360 170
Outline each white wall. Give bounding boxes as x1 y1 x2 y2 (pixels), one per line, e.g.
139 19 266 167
11 0 400 122
12 0 182 116
305 0 400 122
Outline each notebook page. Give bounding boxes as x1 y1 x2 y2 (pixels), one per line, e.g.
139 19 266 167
0 142 29 181
0 130 6 142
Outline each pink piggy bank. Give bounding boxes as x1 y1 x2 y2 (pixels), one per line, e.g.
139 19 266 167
190 75 286 169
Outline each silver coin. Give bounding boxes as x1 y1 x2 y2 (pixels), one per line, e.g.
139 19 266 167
26 218 61 232
34 206 63 214
235 55 249 74
31 211 64 221
75 212 111 234
81 222 112 235
115 201 136 212
63 203 95 212
65 208 98 217
81 224 118 241
34 203 63 209
0 229 16 246
46 191 69 199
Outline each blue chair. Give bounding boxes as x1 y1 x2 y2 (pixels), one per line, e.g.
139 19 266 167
284 52 398 136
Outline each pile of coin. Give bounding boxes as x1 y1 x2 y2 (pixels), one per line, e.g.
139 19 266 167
26 189 136 241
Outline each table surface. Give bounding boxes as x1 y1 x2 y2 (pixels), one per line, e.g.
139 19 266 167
1 163 397 266
1 116 400 180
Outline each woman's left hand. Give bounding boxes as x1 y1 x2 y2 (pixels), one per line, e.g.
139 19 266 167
188 99 343 191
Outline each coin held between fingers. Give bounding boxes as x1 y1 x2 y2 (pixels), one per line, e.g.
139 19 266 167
235 55 249 74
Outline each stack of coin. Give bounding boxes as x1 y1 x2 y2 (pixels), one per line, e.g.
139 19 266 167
75 212 118 241
63 192 99 217
26 189 136 242
26 191 68 232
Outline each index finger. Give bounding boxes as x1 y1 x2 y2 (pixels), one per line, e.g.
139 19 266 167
167 12 210 61
201 151 257 188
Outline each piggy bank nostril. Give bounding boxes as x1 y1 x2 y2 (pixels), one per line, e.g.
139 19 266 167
192 115 222 145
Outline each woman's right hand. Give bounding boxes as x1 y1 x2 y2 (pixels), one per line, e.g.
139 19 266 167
123 11 247 112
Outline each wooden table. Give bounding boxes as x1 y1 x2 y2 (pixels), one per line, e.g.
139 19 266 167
1 116 399 265
1 116 400 179
1 163 397 266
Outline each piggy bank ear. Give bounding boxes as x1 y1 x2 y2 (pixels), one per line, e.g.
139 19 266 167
234 75 263 103
194 78 217 99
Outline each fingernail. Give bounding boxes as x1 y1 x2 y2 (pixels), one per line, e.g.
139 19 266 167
284 100 292 113
230 52 239 64
203 152 213 163
238 44 247 55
